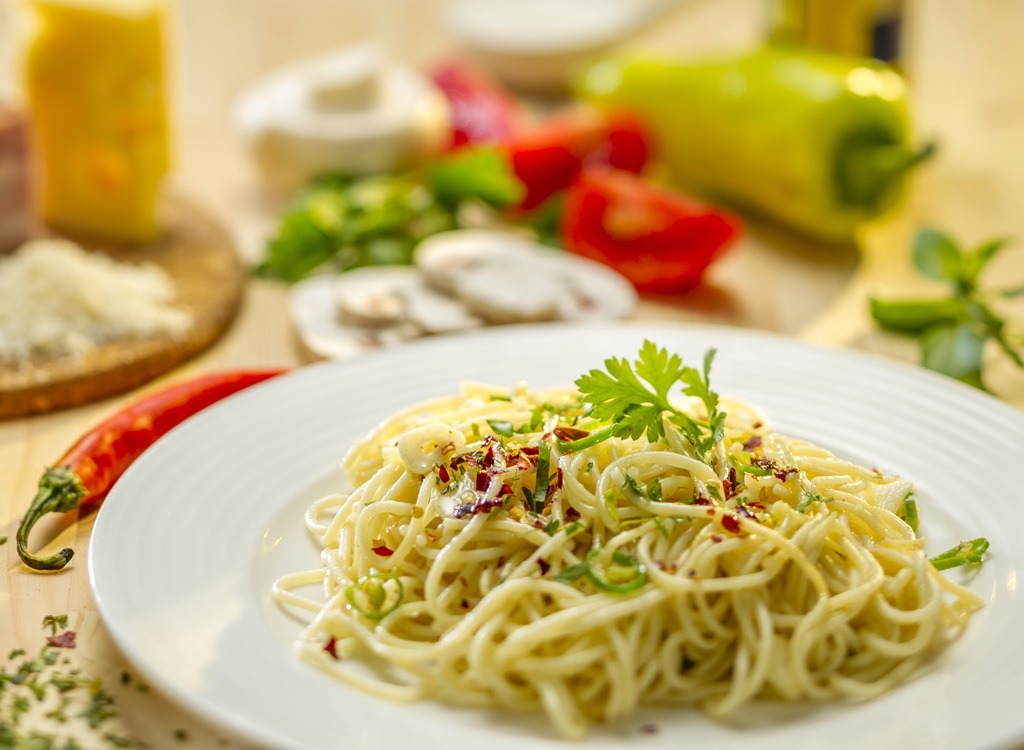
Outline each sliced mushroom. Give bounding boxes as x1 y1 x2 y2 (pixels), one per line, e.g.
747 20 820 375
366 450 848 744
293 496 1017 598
333 266 420 327
416 229 636 324
452 260 564 323
527 250 638 321
291 230 637 360
415 229 540 294
290 274 421 361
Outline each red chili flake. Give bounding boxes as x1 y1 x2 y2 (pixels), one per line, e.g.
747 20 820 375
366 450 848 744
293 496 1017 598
639 724 660 735
721 514 741 534
46 630 76 649
711 534 723 543
752 456 796 482
565 506 581 521
552 426 589 441
450 453 477 470
737 504 757 520
693 495 712 506
497 556 507 567
454 495 504 519
743 435 762 452
723 467 738 499
475 472 490 492
774 467 798 482
686 568 698 578
323 637 339 660
537 558 551 576
460 599 470 610
499 483 513 496
371 545 394 557
512 452 534 471
519 445 539 456
752 421 763 429
553 467 564 491
437 465 451 483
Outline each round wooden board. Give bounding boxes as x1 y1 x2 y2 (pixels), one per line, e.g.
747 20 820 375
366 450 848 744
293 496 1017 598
0 196 246 419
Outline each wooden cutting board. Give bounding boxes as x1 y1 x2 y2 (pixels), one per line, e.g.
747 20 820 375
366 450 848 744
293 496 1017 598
0 196 246 419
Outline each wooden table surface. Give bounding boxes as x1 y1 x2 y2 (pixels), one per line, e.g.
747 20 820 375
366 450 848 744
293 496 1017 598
2 0 1023 746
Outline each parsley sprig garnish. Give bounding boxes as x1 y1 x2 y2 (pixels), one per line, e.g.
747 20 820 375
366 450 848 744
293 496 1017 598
870 227 1023 389
557 341 725 457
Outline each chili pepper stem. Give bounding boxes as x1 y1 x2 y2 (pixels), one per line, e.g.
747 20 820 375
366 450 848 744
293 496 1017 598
16 466 88 571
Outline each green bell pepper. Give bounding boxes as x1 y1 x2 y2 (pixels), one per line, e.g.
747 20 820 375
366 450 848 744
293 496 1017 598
576 45 932 242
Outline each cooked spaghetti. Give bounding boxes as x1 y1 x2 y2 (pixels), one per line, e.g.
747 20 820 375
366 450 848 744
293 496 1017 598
273 344 985 739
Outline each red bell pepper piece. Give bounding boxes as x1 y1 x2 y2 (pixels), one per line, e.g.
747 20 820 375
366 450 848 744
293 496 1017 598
507 108 649 212
16 368 287 571
561 167 741 294
431 61 523 148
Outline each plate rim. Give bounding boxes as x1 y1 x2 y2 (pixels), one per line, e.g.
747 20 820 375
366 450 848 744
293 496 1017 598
88 321 1024 750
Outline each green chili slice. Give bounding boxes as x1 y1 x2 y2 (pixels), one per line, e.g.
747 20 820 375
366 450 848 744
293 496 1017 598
556 550 647 594
929 538 989 571
902 490 920 534
345 573 404 622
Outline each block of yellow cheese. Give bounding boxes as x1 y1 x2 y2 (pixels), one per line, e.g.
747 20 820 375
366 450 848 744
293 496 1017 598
23 0 169 244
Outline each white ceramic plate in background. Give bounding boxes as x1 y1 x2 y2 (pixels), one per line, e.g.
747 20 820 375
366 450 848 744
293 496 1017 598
90 323 1024 750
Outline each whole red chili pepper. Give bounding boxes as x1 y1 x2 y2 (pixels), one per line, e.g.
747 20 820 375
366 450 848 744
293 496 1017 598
17 368 287 571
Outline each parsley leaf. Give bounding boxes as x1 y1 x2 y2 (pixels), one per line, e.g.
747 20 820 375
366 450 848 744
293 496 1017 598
256 148 524 282
426 148 525 209
566 341 725 456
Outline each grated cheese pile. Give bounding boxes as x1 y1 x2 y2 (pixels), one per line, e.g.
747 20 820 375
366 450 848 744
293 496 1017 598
0 239 192 360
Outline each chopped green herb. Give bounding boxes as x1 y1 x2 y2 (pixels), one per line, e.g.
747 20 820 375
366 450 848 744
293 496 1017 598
532 443 553 512
1 617 139 747
622 473 664 503
0 536 7 545
564 521 584 537
544 518 560 536
42 615 68 636
796 490 829 513
486 419 515 438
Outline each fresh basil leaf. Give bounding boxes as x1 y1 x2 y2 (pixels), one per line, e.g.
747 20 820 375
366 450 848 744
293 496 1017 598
921 322 986 386
913 227 962 282
869 297 965 333
998 284 1024 298
961 236 1011 284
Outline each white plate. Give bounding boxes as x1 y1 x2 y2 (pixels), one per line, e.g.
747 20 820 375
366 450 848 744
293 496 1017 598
89 323 1024 750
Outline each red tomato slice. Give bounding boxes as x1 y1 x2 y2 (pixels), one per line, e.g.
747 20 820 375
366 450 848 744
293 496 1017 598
507 109 649 212
562 167 741 294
